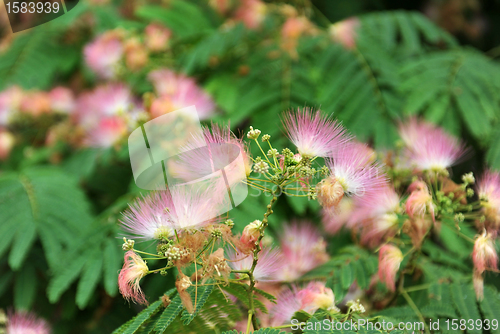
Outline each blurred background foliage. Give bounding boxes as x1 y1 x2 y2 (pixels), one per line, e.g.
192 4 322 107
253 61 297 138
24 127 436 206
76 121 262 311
1 0 500 333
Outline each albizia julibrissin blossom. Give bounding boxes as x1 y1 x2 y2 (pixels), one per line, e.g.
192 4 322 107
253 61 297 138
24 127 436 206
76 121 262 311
350 186 401 248
398 117 466 172
121 191 175 241
144 23 172 52
329 17 360 50
84 30 124 80
477 171 500 233
233 0 267 29
321 197 355 235
269 282 339 327
472 230 498 274
6 310 51 334
405 180 436 223
282 108 350 159
119 251 149 304
377 244 403 292
121 187 223 240
227 247 282 282
274 221 329 282
318 142 387 208
148 69 215 120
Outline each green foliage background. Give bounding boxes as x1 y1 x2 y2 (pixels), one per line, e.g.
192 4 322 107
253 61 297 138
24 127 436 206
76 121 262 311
1 0 500 333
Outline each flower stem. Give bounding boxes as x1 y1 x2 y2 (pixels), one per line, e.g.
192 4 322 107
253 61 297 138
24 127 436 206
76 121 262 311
245 192 278 332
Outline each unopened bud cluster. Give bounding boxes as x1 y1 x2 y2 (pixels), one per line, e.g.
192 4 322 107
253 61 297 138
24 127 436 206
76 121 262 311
122 237 135 250
165 246 189 262
247 126 261 140
346 299 365 313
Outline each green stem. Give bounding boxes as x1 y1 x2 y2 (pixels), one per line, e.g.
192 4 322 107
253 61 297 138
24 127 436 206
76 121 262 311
401 289 430 334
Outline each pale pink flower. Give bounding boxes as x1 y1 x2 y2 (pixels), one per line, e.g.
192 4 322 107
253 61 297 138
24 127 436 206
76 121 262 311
19 91 51 116
239 220 262 252
49 86 75 114
0 129 15 160
405 180 436 222
83 116 127 148
282 108 350 158
473 270 484 300
350 186 401 248
233 0 267 29
398 118 466 171
329 17 360 50
118 251 149 304
84 31 124 79
124 38 148 71
477 171 500 233
275 221 329 282
74 83 134 129
209 0 232 14
472 230 498 274
270 282 337 326
322 142 387 205
228 247 282 282
321 197 356 235
0 86 22 126
148 69 215 120
377 245 403 292
7 311 51 334
145 23 171 52
121 191 176 241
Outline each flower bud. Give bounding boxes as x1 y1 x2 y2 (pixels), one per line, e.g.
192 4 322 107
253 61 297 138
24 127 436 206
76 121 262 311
316 177 344 208
247 126 261 140
377 245 403 292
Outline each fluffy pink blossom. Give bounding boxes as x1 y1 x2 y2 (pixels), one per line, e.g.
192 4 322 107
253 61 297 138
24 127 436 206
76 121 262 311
405 180 436 222
275 221 329 282
144 23 171 52
321 197 356 235
321 142 387 207
7 311 51 334
270 282 338 326
350 186 401 248
83 116 127 148
84 31 124 79
477 171 500 232
329 17 360 50
0 86 22 126
121 191 176 241
19 91 51 116
282 108 350 158
233 0 267 29
148 69 215 120
49 86 75 114
472 230 498 274
74 83 134 129
398 118 466 171
118 251 149 304
377 244 403 292
0 129 15 160
228 247 282 282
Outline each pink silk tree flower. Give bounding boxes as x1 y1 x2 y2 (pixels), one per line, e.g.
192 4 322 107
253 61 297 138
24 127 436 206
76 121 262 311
0 129 15 160
233 0 267 29
0 86 22 126
48 86 75 114
377 244 403 292
227 247 282 282
398 117 466 172
477 171 500 233
118 251 149 304
321 196 356 235
472 230 498 274
350 186 401 248
275 221 329 282
270 282 338 327
320 142 387 208
144 23 172 52
7 311 51 334
405 180 436 222
83 116 128 148
329 17 360 50
148 69 215 120
84 30 124 80
121 191 176 241
282 108 350 159
19 91 51 116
